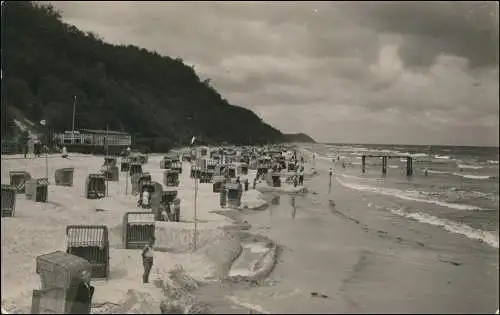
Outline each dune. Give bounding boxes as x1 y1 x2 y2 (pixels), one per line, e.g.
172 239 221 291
1 154 270 314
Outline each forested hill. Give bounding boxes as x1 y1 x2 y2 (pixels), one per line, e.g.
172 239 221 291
283 133 316 143
1 1 285 151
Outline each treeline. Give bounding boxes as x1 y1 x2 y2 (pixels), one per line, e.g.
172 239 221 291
1 1 285 152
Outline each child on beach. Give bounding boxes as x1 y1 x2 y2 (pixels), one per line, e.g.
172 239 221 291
142 237 155 283
143 189 150 208
161 209 169 221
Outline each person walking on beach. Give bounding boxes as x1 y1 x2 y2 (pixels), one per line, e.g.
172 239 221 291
299 168 304 186
142 237 155 283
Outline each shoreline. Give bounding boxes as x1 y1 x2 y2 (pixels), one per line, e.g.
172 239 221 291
2 148 497 313
218 148 498 314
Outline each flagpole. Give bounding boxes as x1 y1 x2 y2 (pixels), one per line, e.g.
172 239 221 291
193 173 198 251
125 160 129 195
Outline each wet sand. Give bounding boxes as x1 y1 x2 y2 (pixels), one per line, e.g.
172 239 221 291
227 157 498 314
2 152 497 313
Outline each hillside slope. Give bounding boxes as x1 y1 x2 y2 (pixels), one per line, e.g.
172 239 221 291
1 1 285 151
283 133 316 143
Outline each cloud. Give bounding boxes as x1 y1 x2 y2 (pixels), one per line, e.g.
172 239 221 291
46 1 499 146
343 1 499 69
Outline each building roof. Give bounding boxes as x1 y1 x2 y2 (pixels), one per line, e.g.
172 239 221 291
78 129 130 135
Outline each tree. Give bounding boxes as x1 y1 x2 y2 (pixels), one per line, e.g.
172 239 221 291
2 1 286 152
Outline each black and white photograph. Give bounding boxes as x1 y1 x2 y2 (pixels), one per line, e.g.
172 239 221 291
1 1 498 314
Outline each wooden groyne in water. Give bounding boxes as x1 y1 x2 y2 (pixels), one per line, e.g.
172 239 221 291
361 155 414 177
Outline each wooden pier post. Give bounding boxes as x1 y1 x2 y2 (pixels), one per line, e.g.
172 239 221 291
406 157 413 176
382 156 387 175
361 155 366 174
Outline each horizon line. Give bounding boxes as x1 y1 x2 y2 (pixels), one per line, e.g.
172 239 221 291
317 142 499 148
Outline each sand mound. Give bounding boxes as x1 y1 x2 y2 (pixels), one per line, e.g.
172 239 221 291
157 265 212 314
92 289 160 314
227 241 279 284
255 182 306 194
239 190 267 210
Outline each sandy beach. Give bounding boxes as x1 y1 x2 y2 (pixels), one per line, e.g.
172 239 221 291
1 153 275 314
1 148 498 314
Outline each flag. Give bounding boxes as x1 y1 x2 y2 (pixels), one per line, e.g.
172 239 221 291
190 136 196 145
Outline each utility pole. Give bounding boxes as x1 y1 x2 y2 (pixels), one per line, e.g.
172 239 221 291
105 124 109 196
71 95 77 144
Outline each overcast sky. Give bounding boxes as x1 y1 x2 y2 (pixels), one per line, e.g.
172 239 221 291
47 1 499 146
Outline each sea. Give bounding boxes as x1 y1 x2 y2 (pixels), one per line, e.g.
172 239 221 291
225 143 499 314
307 143 499 248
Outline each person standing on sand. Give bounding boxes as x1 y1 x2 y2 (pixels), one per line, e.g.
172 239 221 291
142 237 155 283
24 139 29 158
329 168 333 192
62 146 69 159
70 270 94 314
299 168 304 186
141 188 150 209
33 140 41 157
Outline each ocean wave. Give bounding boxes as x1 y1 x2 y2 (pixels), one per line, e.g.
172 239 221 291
389 208 498 249
412 188 499 204
411 153 429 158
396 151 429 158
336 178 486 211
487 160 499 165
452 173 494 180
457 163 483 170
337 173 379 181
445 188 499 203
427 169 494 180
427 169 448 174
434 155 452 160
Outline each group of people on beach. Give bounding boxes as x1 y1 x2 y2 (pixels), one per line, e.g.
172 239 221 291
23 138 71 159
23 139 42 158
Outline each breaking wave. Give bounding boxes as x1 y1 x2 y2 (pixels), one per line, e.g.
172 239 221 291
389 207 498 249
457 164 483 170
336 178 487 211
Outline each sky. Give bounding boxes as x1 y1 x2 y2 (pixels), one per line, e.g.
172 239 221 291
47 1 499 146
